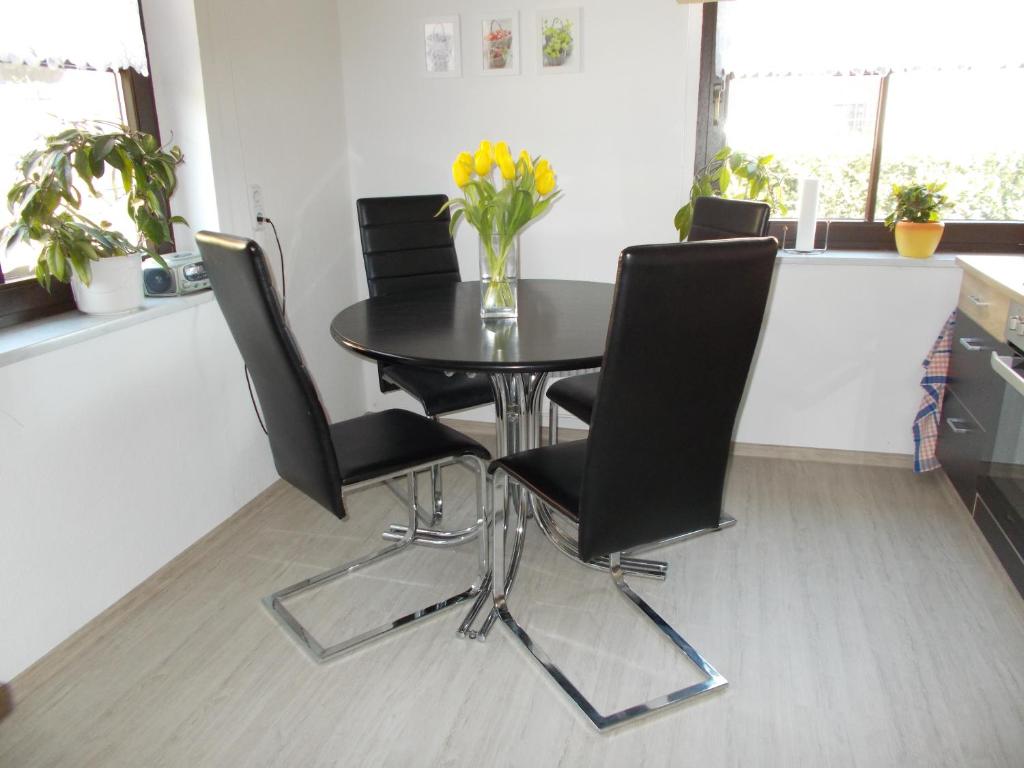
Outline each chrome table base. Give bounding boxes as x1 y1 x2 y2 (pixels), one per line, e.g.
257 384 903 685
457 371 547 639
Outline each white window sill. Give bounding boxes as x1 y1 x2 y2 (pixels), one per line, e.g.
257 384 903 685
777 250 962 268
0 290 215 369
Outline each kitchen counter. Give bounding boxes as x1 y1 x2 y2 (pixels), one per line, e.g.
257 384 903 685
956 255 1024 304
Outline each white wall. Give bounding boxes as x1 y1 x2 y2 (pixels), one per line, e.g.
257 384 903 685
0 303 276 681
140 0 219 250
337 0 701 416
736 260 962 454
1 0 281 682
194 0 366 422
4 0 372 683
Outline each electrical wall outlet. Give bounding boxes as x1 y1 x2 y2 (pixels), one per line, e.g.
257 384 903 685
250 184 266 230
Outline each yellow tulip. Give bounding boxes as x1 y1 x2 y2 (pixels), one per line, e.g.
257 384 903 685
452 158 472 187
494 142 515 180
456 151 473 169
474 147 493 175
534 158 550 178
498 154 515 180
518 150 533 172
478 140 494 161
536 169 556 196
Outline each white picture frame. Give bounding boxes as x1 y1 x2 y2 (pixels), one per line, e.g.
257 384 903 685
422 16 461 77
478 12 520 76
537 7 581 74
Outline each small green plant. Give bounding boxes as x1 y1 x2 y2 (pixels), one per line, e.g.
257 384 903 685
883 182 950 229
0 121 185 289
674 146 787 240
542 18 573 65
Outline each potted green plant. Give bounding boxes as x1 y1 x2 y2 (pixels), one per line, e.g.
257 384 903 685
674 146 787 240
1 122 185 314
883 182 950 259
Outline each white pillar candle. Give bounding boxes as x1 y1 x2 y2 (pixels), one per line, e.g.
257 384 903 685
795 178 820 252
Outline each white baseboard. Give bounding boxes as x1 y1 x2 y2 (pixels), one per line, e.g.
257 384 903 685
440 418 914 470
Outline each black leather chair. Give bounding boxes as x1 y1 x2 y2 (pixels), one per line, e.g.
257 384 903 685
687 195 771 242
488 237 778 730
545 196 771 436
357 195 495 524
196 230 491 664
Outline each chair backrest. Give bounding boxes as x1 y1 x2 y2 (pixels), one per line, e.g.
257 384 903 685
196 231 345 519
688 196 771 242
357 195 461 298
577 237 778 561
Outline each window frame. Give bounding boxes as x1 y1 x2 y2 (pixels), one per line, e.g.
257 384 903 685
695 4 1024 254
0 14 162 330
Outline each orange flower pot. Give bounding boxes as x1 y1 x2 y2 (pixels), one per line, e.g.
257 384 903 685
894 221 945 259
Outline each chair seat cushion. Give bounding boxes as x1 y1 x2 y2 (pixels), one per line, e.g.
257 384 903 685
546 372 599 424
493 440 587 521
382 364 494 416
332 409 489 485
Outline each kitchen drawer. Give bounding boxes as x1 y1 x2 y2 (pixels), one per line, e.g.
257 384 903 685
937 388 991 508
948 312 1010 432
980 474 1024 550
958 269 1012 341
973 490 1024 597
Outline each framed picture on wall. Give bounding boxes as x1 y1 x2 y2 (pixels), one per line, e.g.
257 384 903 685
478 12 519 76
537 8 581 74
422 16 461 77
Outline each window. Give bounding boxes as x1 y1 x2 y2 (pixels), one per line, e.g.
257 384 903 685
697 1 1024 251
0 64 134 283
0 2 157 328
726 74 881 221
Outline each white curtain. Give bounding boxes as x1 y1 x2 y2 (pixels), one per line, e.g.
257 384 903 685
0 0 148 75
718 0 1024 77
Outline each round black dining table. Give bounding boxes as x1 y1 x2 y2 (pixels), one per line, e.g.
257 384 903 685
331 278 613 639
331 280 671 638
330 279 613 458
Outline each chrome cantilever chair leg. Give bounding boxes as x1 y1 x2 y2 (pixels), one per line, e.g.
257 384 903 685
489 468 727 731
263 456 489 664
548 400 559 446
383 471 433 528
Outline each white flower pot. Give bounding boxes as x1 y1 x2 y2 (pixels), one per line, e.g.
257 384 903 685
70 253 144 315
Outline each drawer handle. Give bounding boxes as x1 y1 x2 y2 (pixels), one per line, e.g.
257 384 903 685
967 294 991 308
959 337 990 352
945 417 973 434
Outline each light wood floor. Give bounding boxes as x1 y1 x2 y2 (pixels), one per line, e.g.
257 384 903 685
3 441 1024 767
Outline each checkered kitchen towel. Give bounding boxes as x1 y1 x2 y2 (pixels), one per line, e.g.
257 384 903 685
913 310 957 473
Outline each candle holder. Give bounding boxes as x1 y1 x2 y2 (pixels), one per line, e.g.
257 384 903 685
781 219 831 254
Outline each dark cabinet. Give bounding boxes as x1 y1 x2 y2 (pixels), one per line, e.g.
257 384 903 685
937 312 1010 509
938 309 1024 597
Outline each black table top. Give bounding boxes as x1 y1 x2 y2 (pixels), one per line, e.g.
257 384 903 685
330 279 613 374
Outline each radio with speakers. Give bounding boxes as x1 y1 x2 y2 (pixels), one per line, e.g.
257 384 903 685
143 251 210 297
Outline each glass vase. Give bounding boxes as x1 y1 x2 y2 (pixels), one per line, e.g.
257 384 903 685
479 232 518 319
